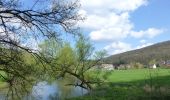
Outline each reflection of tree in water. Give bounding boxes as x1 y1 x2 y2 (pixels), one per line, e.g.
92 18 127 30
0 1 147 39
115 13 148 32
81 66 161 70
30 79 88 100
1 49 36 100
48 93 60 100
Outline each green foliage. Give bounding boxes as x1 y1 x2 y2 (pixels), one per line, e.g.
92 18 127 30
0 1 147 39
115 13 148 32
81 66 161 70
75 34 94 62
38 34 107 89
58 43 76 66
149 59 157 65
51 43 77 78
130 62 144 69
0 0 82 99
0 48 44 99
39 38 62 58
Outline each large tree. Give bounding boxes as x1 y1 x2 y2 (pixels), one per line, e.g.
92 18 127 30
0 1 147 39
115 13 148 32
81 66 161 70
0 0 82 99
46 34 106 90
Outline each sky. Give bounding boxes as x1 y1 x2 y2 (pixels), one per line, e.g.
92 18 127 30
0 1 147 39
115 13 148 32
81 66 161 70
21 0 170 55
78 0 170 55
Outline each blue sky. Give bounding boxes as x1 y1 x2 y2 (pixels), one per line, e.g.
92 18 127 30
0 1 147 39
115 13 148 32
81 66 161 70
21 0 170 55
78 0 170 55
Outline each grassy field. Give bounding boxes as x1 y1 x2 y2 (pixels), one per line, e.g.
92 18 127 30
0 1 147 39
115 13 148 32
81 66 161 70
108 68 170 83
70 68 170 100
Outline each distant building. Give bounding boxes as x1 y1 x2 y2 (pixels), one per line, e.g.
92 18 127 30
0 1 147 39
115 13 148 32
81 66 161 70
93 64 114 70
149 64 157 69
101 64 114 70
159 60 166 65
166 60 170 66
152 64 156 69
159 60 170 67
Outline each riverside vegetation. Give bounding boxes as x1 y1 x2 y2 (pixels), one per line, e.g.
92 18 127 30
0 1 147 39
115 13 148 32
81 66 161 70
69 68 170 100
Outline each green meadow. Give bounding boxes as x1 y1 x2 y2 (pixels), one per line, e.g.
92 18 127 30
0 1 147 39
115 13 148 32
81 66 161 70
108 69 170 82
70 68 170 100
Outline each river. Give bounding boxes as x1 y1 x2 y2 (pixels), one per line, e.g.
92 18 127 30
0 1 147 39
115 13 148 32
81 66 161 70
0 80 88 100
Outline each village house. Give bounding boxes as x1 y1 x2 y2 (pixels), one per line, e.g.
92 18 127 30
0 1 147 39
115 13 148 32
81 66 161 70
101 64 115 70
165 60 170 66
150 64 157 69
92 64 115 70
158 60 170 67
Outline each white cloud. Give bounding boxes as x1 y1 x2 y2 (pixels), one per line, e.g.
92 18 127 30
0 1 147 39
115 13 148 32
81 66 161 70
104 41 132 54
140 39 146 44
79 0 166 54
79 0 164 42
136 43 153 49
104 40 153 55
80 0 148 14
113 0 148 12
79 0 151 42
105 41 153 55
88 12 133 41
130 28 164 38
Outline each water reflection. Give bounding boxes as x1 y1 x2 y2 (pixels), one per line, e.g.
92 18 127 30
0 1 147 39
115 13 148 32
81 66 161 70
32 81 88 100
0 79 88 100
32 81 60 100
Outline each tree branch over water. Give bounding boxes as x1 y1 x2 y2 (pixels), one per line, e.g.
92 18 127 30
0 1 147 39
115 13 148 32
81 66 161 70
0 0 83 99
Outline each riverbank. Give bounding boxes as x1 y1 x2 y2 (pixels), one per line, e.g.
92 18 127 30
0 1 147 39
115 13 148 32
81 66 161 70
69 68 170 100
1 68 170 99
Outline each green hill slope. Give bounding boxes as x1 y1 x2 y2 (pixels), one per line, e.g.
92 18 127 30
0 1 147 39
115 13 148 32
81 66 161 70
105 40 170 65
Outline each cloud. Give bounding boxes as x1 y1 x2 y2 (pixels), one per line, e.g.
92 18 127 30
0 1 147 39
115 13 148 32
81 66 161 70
130 28 165 38
104 41 132 54
140 39 146 44
104 40 155 55
79 0 151 42
79 0 164 42
79 0 166 55
80 0 148 14
135 42 153 49
104 41 154 55
88 12 133 41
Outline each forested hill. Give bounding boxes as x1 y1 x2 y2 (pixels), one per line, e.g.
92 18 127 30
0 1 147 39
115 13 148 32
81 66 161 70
105 40 170 65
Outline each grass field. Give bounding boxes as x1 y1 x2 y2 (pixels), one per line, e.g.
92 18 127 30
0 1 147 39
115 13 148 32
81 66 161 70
70 68 170 100
108 68 170 83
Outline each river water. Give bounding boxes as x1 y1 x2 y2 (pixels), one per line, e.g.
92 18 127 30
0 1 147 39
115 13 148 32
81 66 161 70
0 80 88 100
31 81 88 100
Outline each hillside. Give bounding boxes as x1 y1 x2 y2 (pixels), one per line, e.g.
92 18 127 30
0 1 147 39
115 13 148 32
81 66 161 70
105 40 170 65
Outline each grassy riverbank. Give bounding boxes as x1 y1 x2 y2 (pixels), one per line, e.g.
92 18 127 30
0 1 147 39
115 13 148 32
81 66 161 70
70 68 170 100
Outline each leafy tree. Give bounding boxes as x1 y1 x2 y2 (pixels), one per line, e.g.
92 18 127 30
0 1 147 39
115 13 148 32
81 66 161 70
130 62 144 69
0 0 82 99
45 34 106 90
149 59 156 66
39 38 62 59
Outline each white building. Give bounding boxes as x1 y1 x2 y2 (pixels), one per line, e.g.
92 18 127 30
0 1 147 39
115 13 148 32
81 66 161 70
99 64 114 70
152 64 157 69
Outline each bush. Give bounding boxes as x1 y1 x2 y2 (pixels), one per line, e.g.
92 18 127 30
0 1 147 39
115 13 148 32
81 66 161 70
130 62 144 69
